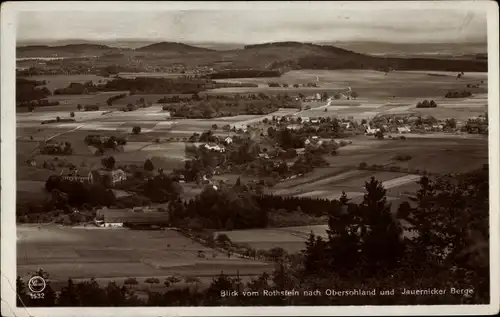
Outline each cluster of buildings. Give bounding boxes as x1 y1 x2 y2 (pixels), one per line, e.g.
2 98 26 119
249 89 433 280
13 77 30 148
39 142 73 155
59 168 127 187
202 143 226 153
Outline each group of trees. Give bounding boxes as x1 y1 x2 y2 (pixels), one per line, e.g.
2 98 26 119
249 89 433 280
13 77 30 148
106 93 127 105
54 81 99 95
163 97 300 119
81 104 100 111
84 135 127 152
17 166 489 305
271 122 346 149
141 173 183 203
416 100 438 108
16 78 59 109
445 90 473 98
17 175 116 223
39 142 73 155
276 128 305 149
53 77 217 95
157 95 192 104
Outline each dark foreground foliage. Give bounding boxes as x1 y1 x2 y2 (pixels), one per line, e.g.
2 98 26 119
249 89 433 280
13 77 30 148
17 167 489 306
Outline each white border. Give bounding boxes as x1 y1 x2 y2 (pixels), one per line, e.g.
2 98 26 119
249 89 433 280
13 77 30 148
2 1 499 316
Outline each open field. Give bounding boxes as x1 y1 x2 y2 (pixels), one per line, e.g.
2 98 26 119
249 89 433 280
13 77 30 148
216 215 418 253
296 93 487 121
217 222 417 254
271 136 487 203
17 225 273 287
211 70 488 98
26 74 111 91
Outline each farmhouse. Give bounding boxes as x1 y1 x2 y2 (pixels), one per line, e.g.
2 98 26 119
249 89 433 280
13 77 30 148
258 153 270 159
203 144 226 153
224 136 233 145
286 124 301 131
60 168 94 184
97 168 127 186
296 148 306 155
231 123 248 132
365 126 381 135
304 93 322 102
26 159 36 167
397 126 411 134
340 122 352 129
40 142 72 155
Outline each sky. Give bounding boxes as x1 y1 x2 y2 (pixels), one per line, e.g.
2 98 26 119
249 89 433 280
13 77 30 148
17 4 488 45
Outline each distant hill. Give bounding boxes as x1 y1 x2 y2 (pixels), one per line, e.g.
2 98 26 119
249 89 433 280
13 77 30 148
16 40 487 73
234 41 487 72
17 44 121 58
135 42 214 53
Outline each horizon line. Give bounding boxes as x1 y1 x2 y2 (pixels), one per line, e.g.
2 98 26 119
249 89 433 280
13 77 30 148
16 38 489 47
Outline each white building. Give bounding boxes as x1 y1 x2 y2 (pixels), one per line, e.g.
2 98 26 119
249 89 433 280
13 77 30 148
365 126 381 135
97 169 127 186
397 126 411 134
340 122 352 129
286 124 301 131
224 136 233 145
60 168 94 184
203 144 226 153
296 148 306 155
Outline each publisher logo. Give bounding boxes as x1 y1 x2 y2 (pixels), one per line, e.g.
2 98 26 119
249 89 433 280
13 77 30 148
28 276 46 293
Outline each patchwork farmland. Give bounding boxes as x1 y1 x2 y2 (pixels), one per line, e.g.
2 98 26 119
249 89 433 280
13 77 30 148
16 69 488 290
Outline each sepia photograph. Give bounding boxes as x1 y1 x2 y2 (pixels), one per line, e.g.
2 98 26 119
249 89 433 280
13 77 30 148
1 1 499 316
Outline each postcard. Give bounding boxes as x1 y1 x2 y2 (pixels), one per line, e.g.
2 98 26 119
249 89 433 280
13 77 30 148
1 1 499 316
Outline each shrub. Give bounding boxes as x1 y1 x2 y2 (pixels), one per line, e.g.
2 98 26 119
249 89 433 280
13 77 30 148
132 126 141 134
359 162 368 169
70 112 75 118
392 154 412 162
124 277 138 286
215 233 231 245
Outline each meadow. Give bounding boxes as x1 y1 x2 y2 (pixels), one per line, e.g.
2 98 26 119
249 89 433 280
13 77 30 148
17 225 273 288
211 70 488 98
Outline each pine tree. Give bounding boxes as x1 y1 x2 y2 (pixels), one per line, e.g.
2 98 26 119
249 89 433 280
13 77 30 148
360 177 404 276
325 203 363 276
16 276 29 307
339 191 350 205
144 159 154 172
58 278 79 306
302 232 327 274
